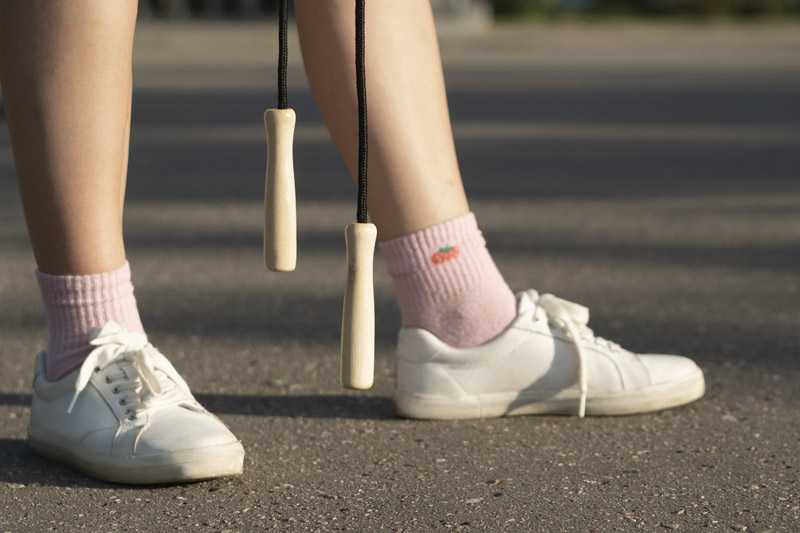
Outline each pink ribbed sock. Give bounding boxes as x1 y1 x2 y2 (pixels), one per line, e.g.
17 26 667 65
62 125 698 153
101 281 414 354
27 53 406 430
36 261 145 381
380 212 517 348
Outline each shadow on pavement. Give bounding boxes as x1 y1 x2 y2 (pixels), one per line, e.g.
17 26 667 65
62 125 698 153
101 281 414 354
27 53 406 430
0 438 119 489
195 393 394 419
0 438 249 490
0 393 29 406
0 393 394 420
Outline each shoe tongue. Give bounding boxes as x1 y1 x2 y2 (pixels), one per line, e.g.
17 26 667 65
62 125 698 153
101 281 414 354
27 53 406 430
119 360 139 381
156 370 178 393
143 370 183 405
540 294 590 326
517 290 538 314
115 358 179 404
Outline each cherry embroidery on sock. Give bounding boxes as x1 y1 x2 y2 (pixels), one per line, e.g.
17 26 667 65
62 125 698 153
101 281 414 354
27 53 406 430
431 245 460 265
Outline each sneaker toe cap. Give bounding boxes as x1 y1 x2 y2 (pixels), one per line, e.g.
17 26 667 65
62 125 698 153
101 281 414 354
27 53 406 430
135 406 239 457
641 354 704 386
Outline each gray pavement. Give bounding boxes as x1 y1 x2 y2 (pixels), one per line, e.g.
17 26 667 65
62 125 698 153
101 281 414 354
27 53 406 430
1 22 799 532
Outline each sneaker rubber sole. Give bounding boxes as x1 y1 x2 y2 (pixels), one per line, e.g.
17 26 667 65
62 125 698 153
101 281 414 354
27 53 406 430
28 426 244 484
394 365 705 420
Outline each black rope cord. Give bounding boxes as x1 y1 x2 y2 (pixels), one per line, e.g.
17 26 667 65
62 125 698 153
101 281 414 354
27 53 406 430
355 0 368 224
277 0 289 109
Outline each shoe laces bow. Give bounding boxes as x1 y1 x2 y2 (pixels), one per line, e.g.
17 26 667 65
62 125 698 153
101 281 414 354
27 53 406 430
530 291 620 418
67 322 164 415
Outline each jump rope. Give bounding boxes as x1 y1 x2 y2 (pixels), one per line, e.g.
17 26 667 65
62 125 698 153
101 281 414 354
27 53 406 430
264 0 376 390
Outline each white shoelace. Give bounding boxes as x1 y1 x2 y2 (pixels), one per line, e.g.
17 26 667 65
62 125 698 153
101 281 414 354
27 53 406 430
67 323 174 416
530 291 620 418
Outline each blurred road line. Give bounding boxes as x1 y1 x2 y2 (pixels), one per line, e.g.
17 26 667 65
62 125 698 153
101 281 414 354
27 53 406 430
129 122 800 145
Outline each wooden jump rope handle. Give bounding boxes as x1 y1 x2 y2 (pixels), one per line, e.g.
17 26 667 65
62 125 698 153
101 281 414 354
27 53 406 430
262 2 376 390
340 0 375 390
340 222 377 390
263 108 297 272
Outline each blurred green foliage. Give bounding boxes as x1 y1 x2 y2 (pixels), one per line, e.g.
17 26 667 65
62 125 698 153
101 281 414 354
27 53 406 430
591 0 798 15
493 0 800 17
494 0 556 16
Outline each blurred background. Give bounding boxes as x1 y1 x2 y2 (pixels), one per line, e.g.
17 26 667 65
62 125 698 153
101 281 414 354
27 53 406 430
138 0 800 20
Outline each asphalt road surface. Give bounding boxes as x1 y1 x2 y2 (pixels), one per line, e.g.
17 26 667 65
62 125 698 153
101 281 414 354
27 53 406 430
1 21 799 532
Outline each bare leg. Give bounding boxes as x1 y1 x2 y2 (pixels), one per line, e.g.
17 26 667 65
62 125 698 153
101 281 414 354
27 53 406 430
0 1 145 378
295 0 469 241
296 1 516 349
1 3 246 484
0 0 136 275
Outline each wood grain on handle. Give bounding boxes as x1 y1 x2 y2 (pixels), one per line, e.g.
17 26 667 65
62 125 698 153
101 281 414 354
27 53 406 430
264 108 297 272
340 222 377 390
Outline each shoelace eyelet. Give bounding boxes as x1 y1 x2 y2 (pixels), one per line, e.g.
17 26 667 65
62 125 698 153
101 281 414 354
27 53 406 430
128 415 137 421
119 399 126 406
94 366 101 373
105 376 112 384
112 387 119 394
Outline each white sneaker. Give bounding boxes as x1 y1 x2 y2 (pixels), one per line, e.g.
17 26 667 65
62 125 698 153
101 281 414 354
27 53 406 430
393 290 705 420
28 322 245 484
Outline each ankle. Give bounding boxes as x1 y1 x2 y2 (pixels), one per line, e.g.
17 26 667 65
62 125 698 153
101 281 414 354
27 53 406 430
404 285 517 348
36 261 145 381
381 213 517 348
